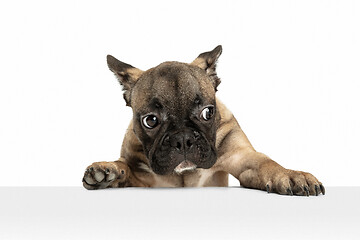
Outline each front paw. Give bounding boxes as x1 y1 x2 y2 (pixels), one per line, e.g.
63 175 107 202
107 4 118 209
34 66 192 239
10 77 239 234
264 169 325 196
82 161 128 190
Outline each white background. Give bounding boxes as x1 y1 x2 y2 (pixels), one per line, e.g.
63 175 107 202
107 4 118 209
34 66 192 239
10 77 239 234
0 0 359 186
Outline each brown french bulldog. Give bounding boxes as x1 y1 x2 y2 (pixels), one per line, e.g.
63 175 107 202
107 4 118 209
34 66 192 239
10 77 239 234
82 45 324 196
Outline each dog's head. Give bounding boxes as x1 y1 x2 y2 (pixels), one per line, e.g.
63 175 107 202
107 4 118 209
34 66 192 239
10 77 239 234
107 46 222 175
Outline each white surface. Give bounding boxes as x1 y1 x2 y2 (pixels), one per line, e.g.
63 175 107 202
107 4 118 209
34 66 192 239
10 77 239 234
1 187 359 240
1 1 360 186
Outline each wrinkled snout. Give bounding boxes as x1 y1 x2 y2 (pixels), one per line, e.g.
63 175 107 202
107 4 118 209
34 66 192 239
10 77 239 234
150 129 216 175
164 130 199 154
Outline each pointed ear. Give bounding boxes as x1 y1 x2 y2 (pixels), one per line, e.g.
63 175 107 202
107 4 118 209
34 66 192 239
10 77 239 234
191 45 222 90
107 55 144 106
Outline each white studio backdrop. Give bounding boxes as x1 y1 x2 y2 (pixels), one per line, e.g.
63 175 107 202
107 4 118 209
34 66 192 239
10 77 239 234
0 0 359 186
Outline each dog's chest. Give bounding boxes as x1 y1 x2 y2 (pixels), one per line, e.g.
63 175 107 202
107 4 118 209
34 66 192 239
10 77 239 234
147 169 224 187
135 163 227 187
183 169 227 187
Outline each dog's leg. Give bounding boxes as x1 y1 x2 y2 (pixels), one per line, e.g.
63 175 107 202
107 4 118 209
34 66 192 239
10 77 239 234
218 143 325 196
214 118 325 196
82 158 147 190
215 100 324 196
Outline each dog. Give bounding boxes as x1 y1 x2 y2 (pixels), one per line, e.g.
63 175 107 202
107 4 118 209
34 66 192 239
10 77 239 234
82 45 324 196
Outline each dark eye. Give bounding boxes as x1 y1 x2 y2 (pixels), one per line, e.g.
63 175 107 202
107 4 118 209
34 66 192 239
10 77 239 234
142 115 159 129
200 106 214 121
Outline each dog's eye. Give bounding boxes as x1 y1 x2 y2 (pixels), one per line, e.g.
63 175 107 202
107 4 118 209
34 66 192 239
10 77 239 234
142 115 159 129
201 106 214 121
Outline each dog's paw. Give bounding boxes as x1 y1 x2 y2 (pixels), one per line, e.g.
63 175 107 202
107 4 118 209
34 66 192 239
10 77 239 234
264 169 325 196
82 161 128 190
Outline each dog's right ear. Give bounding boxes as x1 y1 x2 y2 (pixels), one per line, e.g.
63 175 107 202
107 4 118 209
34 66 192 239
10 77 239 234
107 55 144 106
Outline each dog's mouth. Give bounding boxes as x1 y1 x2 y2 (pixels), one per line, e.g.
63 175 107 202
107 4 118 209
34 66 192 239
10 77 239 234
174 161 197 175
148 128 217 175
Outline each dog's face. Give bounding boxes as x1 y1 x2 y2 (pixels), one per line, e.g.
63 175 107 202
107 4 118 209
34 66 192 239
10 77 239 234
107 46 222 175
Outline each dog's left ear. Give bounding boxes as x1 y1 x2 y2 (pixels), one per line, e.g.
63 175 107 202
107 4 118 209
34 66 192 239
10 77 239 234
191 45 222 91
107 55 144 106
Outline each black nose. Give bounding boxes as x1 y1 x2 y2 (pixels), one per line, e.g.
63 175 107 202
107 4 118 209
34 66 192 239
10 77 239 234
169 131 195 152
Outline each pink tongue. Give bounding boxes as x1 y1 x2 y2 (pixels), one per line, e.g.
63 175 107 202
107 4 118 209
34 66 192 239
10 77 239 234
174 161 197 174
